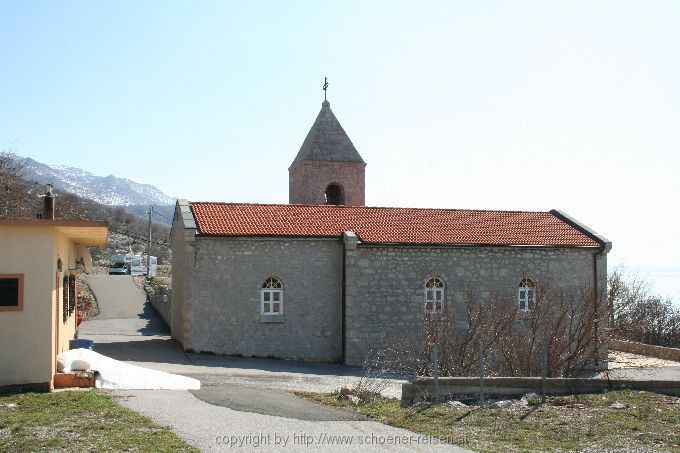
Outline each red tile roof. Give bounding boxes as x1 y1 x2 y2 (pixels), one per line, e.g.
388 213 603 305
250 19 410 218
189 203 600 247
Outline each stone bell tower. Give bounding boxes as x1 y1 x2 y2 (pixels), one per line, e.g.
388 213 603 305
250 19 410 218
289 100 366 206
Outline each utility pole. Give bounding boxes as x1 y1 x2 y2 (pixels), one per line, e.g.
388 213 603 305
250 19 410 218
147 206 152 277
479 339 485 406
4 186 9 218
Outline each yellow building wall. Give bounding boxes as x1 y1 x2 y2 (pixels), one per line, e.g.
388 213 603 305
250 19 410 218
52 230 78 376
0 227 56 387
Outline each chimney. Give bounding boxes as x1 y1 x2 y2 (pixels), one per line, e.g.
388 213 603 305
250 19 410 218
43 184 55 220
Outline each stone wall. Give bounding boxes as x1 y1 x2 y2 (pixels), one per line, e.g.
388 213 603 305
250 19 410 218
182 237 343 362
401 376 680 406
610 339 680 362
149 293 172 328
170 201 194 345
344 245 607 366
289 161 365 206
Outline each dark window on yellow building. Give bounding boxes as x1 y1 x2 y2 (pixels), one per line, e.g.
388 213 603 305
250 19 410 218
0 274 24 311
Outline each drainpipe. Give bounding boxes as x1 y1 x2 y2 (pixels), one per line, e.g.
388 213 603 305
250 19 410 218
341 231 359 364
341 239 346 363
549 209 612 366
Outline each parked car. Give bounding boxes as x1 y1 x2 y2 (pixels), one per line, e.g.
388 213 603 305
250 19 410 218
108 262 129 275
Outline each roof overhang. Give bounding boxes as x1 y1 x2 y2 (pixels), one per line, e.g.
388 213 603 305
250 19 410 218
549 210 612 253
0 219 109 246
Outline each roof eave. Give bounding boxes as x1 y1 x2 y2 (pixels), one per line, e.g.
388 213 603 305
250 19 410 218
193 232 599 248
550 209 612 253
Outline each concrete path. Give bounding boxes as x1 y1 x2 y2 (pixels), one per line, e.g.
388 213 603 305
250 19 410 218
82 275 469 452
113 389 464 452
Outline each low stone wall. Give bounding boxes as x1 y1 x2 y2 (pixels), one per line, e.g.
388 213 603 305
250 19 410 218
401 376 680 406
149 293 172 327
610 339 680 362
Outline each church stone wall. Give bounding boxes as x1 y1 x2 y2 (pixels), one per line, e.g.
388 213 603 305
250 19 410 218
343 245 607 366
289 161 365 206
182 237 343 362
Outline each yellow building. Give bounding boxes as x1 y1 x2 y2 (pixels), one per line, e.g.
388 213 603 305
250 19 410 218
0 219 108 391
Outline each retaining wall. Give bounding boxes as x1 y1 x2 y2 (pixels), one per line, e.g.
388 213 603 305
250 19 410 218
610 339 680 362
401 376 680 406
149 293 172 328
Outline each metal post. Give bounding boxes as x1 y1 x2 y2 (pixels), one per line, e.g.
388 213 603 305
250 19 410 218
147 206 152 277
542 329 548 403
432 342 440 404
479 340 485 406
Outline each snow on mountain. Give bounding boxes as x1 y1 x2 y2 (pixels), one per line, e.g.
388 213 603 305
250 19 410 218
20 157 175 206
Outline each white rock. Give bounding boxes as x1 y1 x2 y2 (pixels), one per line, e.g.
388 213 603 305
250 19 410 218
609 401 625 409
492 400 513 408
447 400 468 408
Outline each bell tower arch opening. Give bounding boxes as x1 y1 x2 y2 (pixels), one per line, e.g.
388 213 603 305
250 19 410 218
324 183 345 205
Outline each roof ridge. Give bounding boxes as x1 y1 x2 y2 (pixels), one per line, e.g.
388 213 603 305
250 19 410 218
190 201 552 214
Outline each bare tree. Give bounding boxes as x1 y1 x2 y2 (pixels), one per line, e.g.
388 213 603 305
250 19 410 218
608 267 680 348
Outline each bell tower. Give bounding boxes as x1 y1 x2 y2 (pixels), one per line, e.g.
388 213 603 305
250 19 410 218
289 100 366 206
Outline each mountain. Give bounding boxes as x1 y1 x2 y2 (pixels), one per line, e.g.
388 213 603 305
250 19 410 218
19 157 175 207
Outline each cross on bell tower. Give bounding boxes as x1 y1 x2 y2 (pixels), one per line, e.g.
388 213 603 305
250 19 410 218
288 81 366 206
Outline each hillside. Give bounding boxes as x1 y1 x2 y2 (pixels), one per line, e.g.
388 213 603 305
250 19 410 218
19 157 175 207
1 154 171 266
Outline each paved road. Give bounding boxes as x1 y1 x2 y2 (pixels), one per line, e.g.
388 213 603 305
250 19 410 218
86 274 146 319
114 389 463 453
82 275 468 452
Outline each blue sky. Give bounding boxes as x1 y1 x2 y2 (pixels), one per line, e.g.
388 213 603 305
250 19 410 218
1 1 679 301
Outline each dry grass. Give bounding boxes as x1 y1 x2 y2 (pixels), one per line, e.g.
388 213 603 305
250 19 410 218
297 389 680 452
0 390 197 452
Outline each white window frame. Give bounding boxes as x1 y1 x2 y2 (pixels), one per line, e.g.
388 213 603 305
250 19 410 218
424 277 445 317
518 277 537 311
260 277 283 315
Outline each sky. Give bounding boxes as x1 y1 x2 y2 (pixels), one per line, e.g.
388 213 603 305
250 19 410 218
1 1 679 301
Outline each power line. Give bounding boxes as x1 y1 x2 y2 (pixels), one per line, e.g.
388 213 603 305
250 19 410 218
152 209 173 221
109 225 167 240
108 228 168 247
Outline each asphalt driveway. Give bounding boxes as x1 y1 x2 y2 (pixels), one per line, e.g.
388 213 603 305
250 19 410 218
80 275 465 452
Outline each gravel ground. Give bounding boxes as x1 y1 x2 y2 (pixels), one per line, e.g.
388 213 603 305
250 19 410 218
607 350 680 369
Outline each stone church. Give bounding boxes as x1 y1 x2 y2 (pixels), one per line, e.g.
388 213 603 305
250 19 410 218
170 99 611 366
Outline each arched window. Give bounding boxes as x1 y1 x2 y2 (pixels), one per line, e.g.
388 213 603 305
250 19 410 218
424 277 445 316
518 277 536 311
324 183 345 205
260 277 283 315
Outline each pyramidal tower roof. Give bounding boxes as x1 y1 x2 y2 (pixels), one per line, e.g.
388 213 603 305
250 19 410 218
290 100 365 168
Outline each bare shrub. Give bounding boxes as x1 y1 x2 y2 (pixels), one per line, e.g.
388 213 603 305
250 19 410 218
364 281 606 379
337 382 382 405
496 285 604 377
